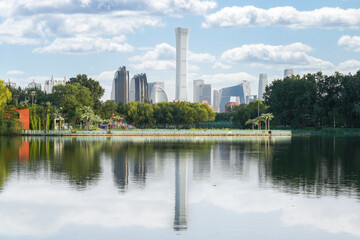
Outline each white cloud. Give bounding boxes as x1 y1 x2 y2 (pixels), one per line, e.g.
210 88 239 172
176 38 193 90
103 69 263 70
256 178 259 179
0 0 216 18
92 70 116 101
33 36 134 54
338 35 360 52
337 60 360 74
6 70 25 75
202 6 360 29
129 42 215 71
220 42 334 70
212 61 232 70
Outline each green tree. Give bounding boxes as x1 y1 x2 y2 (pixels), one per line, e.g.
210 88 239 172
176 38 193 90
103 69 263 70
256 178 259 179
100 100 118 119
80 106 95 130
50 83 94 124
0 80 11 108
69 74 104 113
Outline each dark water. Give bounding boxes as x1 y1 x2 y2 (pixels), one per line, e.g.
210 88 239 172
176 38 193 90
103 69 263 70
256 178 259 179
0 136 360 240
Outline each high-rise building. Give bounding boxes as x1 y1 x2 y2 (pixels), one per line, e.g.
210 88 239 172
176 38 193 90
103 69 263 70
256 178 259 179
193 79 204 103
193 79 211 104
258 73 268 100
28 79 41 90
112 66 129 104
129 73 149 103
213 90 220 108
5 79 16 88
175 27 189 101
149 82 169 103
44 76 67 94
218 81 251 112
199 84 211 104
284 69 294 78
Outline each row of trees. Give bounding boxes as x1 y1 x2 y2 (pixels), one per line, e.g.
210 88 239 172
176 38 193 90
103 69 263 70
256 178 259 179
118 101 215 128
0 80 22 134
5 75 119 130
264 71 360 128
245 113 274 130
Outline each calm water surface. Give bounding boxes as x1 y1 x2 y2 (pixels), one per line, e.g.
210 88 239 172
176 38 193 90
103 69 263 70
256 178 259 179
0 136 360 240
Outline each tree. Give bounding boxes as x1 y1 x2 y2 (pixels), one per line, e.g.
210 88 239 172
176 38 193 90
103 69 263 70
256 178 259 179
80 106 95 130
100 100 118 119
0 80 11 108
50 83 94 124
69 74 104 113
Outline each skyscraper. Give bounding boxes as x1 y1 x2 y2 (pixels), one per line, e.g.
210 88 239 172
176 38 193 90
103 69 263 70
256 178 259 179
28 79 41 90
149 82 168 103
199 84 211 104
175 27 189 101
213 90 220 108
284 69 294 78
129 73 149 103
193 79 211 104
218 81 251 112
44 76 67 94
258 73 268 100
193 79 204 103
112 66 129 104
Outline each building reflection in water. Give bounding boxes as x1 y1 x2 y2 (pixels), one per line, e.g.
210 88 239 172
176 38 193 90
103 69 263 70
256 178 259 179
113 149 128 191
174 151 189 231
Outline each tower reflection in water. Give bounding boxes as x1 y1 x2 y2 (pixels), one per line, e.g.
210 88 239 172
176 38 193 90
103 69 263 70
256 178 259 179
173 151 188 231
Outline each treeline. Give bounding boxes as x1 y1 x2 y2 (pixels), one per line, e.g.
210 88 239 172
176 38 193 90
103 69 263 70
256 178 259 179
118 101 215 128
264 71 360 128
1 75 215 131
0 80 22 135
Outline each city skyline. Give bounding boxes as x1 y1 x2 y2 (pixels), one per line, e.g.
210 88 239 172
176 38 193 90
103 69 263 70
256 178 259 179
1 0 360 102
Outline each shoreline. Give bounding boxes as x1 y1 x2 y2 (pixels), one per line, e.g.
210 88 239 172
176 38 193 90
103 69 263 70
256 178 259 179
18 129 292 137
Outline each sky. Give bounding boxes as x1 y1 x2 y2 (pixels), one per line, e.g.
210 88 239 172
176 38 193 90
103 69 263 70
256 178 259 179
1 0 360 102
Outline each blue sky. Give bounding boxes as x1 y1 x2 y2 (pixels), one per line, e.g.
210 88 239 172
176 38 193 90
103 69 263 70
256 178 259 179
1 0 360 101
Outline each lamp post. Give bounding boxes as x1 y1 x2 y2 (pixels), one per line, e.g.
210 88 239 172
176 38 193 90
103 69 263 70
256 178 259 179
31 91 36 106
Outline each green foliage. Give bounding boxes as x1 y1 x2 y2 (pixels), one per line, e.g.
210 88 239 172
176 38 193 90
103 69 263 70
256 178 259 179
232 100 268 128
121 101 215 128
0 119 22 135
69 74 105 113
50 83 94 123
100 100 118 119
0 80 12 108
264 71 360 128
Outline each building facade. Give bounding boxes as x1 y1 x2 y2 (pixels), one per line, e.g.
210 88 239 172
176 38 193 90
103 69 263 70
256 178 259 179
193 79 211 104
284 69 294 78
5 79 16 88
258 73 268 100
175 27 189 101
112 66 129 105
213 90 220 108
44 76 68 94
218 81 251 112
129 73 149 103
149 82 169 103
28 79 41 90
193 79 204 103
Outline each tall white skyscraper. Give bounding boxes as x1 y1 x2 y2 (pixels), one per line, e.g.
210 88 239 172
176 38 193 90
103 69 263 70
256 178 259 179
284 69 294 78
175 27 189 101
258 73 268 100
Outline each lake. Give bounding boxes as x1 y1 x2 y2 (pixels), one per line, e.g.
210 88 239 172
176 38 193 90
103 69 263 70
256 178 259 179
0 136 359 240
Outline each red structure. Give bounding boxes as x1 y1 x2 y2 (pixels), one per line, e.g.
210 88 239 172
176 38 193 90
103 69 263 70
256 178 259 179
225 102 240 112
15 109 30 130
